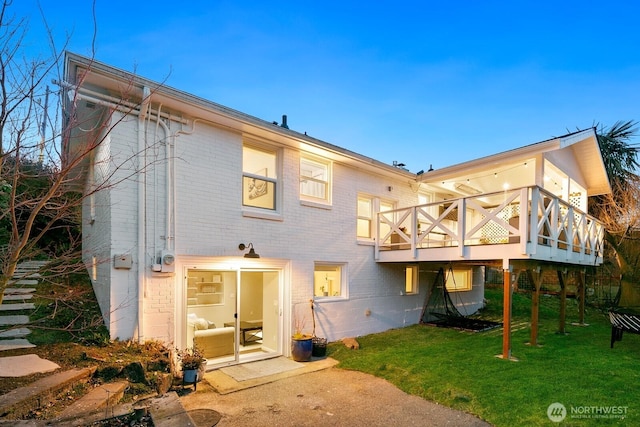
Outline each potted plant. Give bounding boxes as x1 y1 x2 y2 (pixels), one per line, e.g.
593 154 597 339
310 299 327 357
291 314 313 362
176 346 206 385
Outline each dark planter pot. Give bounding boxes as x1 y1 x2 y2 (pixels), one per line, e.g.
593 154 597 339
291 336 313 362
312 337 327 357
183 369 198 384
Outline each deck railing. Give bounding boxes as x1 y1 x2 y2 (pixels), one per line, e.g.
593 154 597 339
375 186 604 263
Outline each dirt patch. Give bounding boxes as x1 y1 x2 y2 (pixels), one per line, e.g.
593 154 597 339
0 340 172 419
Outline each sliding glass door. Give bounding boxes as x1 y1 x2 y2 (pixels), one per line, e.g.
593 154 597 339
184 265 282 366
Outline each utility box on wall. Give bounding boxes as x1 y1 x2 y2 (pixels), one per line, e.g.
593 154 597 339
160 250 175 273
114 254 132 269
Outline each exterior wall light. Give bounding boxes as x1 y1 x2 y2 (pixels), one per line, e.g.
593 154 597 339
238 243 260 258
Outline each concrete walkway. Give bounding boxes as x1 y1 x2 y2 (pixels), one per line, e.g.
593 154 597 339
182 360 492 427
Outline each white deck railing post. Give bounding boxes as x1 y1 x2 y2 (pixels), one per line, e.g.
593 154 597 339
519 187 528 255
458 198 466 257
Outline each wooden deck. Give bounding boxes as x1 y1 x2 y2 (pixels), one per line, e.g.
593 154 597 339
375 186 604 266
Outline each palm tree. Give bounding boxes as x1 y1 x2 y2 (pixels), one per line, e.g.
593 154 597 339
596 120 639 190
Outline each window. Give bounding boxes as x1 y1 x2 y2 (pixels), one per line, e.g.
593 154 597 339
379 200 394 241
300 155 331 203
243 145 278 210
357 196 373 238
314 263 347 298
445 268 472 292
357 195 394 240
405 265 418 295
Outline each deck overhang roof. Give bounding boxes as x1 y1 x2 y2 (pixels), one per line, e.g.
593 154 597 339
418 129 611 197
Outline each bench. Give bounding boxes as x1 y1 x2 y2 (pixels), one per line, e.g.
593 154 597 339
609 309 640 348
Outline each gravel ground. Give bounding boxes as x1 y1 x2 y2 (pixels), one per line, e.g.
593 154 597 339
180 367 492 427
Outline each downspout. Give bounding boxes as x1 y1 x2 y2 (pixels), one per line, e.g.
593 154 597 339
152 116 173 252
138 86 151 343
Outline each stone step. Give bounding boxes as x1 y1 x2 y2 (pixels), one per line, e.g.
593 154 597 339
0 354 59 377
0 303 35 311
0 367 95 419
2 294 33 301
0 328 31 338
3 288 36 295
11 270 41 276
148 392 196 427
7 279 39 286
56 381 128 421
15 260 49 267
0 315 29 326
0 339 35 352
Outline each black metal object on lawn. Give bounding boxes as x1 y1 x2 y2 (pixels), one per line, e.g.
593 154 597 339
420 267 501 332
609 308 640 348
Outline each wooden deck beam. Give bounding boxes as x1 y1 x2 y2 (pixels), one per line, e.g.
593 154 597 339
502 264 512 359
527 268 544 346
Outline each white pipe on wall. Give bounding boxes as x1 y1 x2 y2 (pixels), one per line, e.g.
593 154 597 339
155 118 173 252
137 86 151 343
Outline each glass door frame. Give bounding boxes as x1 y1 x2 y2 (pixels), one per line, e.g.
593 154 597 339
176 256 289 369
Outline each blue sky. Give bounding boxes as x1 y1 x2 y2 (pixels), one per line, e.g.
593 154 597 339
14 1 640 172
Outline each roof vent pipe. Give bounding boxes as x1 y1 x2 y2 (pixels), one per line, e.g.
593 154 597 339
281 114 289 129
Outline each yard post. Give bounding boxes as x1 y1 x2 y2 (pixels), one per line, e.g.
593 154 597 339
577 269 586 325
502 261 512 359
557 269 567 334
527 267 543 346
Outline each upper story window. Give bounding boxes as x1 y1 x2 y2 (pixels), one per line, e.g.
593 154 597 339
357 194 394 240
243 145 278 210
300 155 331 204
357 196 373 239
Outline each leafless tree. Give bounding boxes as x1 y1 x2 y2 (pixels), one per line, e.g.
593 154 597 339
593 177 640 306
0 0 167 345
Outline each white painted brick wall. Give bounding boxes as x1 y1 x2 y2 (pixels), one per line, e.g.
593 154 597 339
84 108 483 345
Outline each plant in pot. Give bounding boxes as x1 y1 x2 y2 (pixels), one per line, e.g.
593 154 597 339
291 313 313 362
310 299 327 357
176 345 206 385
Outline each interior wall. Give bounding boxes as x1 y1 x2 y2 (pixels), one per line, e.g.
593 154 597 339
187 270 237 327
240 272 263 322
262 271 280 351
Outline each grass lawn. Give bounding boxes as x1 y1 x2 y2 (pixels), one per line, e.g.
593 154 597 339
328 287 640 426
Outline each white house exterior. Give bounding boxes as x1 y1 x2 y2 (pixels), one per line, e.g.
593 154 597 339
62 52 609 367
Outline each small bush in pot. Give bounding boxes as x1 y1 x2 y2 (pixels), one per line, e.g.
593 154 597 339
176 345 206 371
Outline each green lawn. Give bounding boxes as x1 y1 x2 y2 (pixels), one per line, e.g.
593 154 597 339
328 288 640 426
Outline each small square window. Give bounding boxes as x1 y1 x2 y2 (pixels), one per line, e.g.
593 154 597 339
314 263 347 298
446 269 472 292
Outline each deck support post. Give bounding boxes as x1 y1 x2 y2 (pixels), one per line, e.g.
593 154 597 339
527 267 543 346
557 269 568 334
501 260 512 359
577 269 586 325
